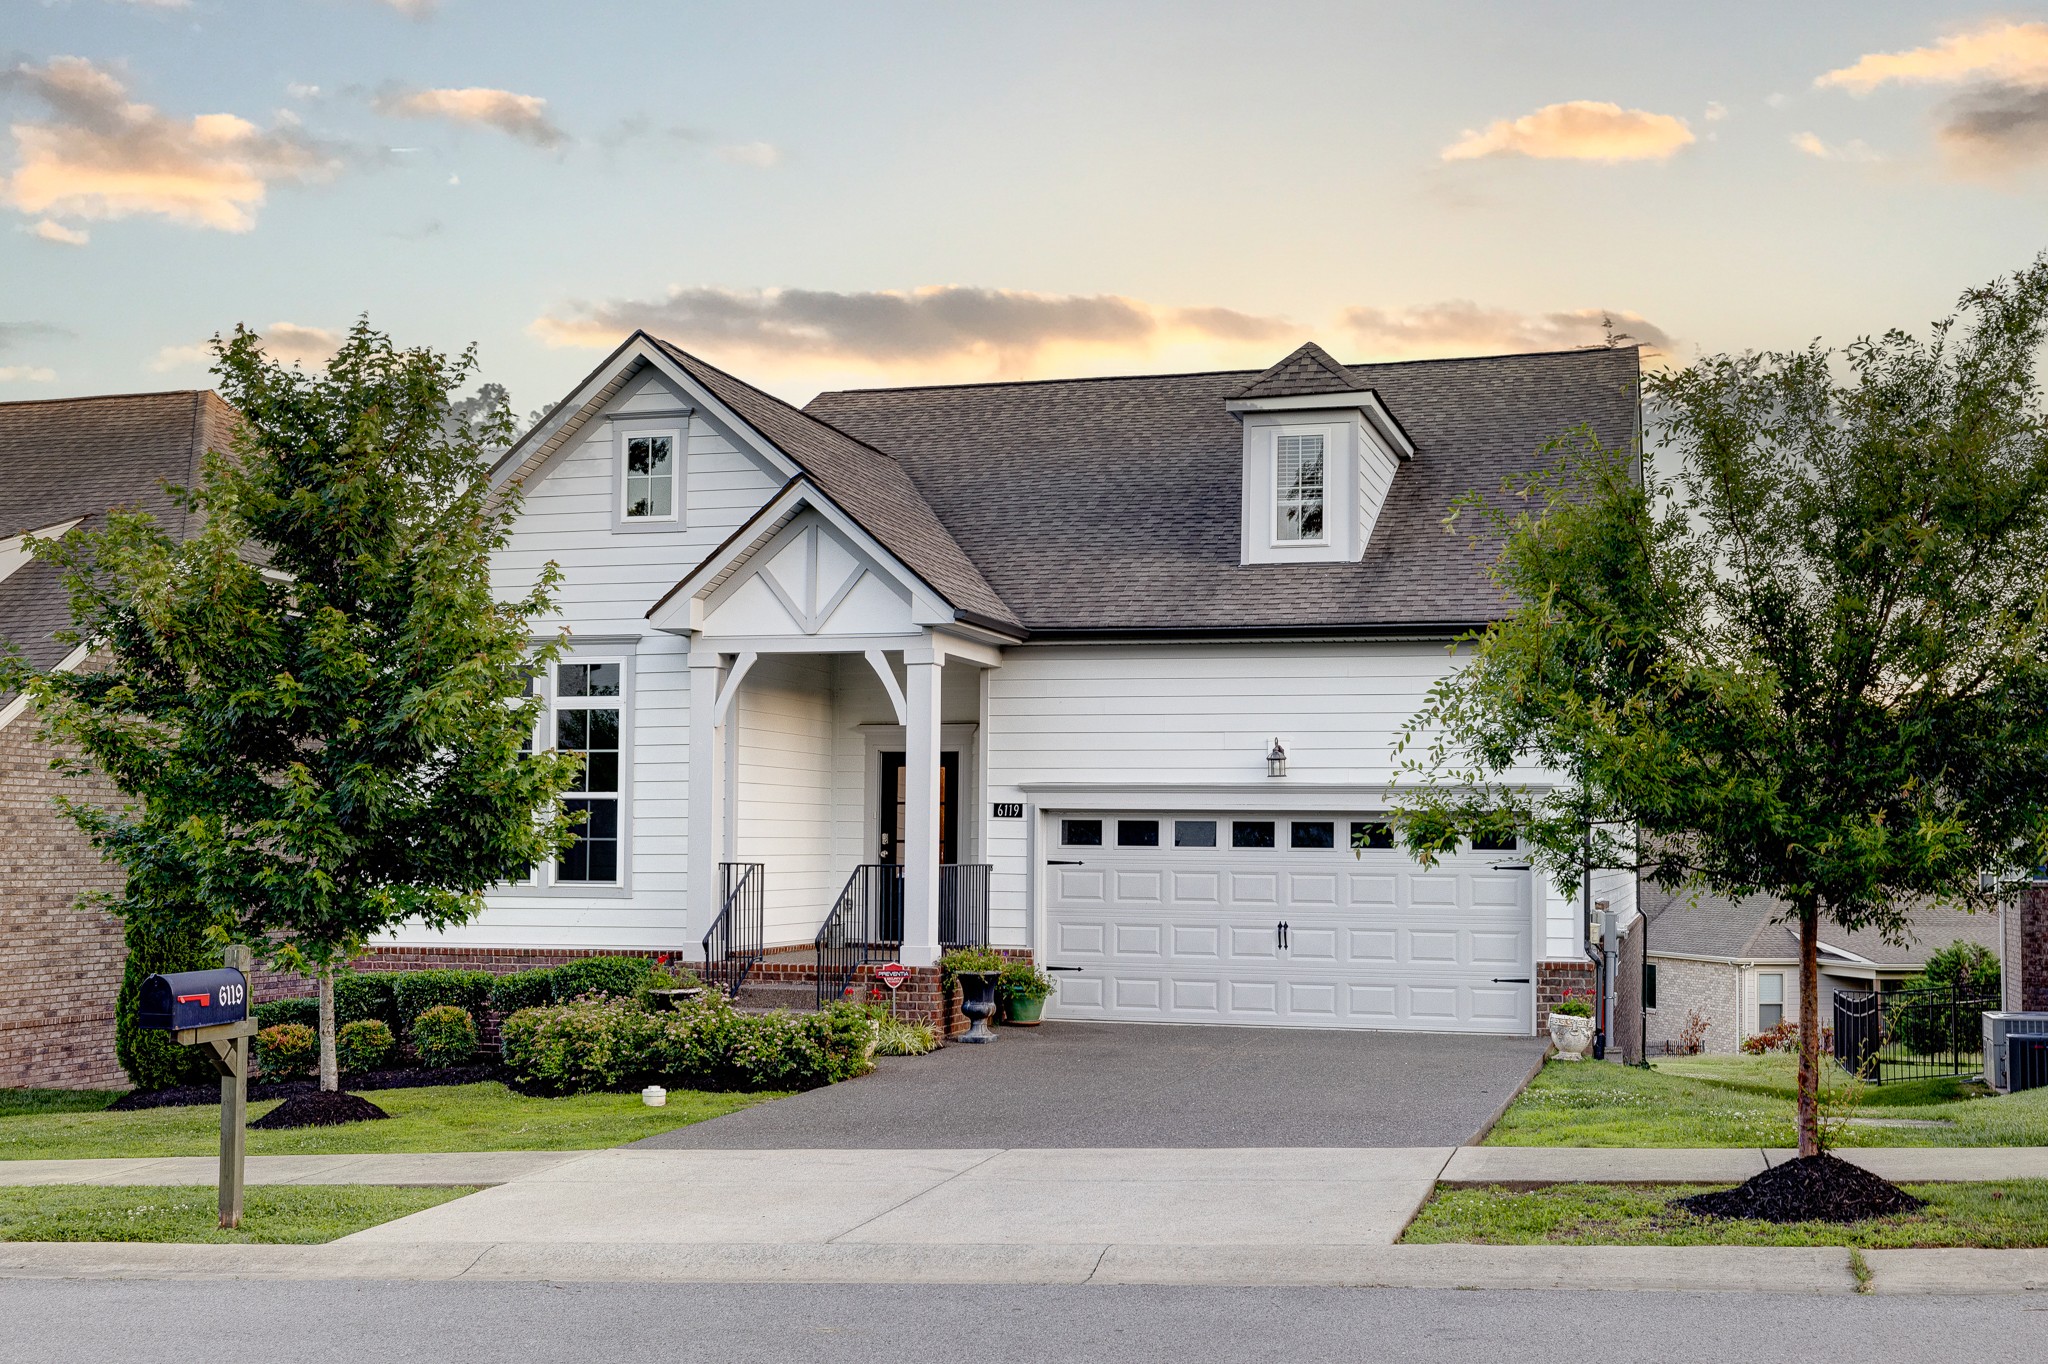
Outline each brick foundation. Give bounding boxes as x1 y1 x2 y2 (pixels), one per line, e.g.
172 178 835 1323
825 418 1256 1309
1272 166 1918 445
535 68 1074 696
1537 959 1597 1030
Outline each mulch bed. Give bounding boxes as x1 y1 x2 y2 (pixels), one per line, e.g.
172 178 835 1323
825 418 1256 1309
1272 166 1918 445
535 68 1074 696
249 1091 390 1129
1679 1154 1926 1223
107 1062 504 1112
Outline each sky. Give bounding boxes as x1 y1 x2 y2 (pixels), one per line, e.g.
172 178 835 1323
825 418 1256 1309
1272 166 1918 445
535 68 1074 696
4 1 2048 411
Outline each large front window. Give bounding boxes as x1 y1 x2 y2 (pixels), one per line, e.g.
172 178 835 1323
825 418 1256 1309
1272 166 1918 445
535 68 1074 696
1275 433 1325 542
555 661 622 883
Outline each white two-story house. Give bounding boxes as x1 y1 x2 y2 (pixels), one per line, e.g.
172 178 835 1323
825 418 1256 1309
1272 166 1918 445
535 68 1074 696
380 335 1640 1035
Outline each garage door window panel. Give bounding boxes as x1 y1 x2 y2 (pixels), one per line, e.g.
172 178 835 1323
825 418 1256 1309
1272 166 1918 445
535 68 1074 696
1233 820 1276 849
1291 820 1335 850
1062 819 1103 847
1117 819 1160 848
1174 820 1217 848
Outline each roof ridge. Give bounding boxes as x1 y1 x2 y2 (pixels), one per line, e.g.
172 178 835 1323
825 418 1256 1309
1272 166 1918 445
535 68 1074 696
0 388 215 411
651 337 905 465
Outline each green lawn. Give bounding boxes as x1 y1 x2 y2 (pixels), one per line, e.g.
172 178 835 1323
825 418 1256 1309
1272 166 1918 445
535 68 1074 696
1403 1179 2048 1248
0 1082 776 1161
0 1184 475 1244
1485 1054 2048 1147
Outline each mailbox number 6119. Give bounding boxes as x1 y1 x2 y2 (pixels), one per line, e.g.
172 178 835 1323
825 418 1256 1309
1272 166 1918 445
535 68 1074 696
217 982 245 1007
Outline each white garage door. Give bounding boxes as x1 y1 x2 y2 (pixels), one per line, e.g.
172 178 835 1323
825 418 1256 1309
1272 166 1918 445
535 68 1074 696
1042 812 1534 1035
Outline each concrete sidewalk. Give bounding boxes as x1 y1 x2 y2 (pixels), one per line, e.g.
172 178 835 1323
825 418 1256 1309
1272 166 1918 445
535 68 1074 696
0 1152 576 1187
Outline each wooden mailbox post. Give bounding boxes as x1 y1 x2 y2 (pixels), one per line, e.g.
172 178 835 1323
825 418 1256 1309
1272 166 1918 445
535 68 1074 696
138 944 255 1228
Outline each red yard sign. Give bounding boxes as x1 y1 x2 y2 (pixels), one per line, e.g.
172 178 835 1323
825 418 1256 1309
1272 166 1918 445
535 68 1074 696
874 963 910 991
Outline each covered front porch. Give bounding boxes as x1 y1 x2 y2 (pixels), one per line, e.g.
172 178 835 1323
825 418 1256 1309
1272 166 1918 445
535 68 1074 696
648 484 1016 1002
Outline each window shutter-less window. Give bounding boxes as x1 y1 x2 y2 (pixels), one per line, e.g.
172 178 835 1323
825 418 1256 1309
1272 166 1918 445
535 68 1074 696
1274 433 1325 542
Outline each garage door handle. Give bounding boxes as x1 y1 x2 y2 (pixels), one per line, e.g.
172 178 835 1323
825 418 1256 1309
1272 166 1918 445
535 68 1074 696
1492 977 1531 984
1047 859 1086 865
1045 965 1083 972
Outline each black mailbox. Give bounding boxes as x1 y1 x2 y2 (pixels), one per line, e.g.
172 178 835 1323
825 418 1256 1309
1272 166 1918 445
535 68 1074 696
138 969 248 1032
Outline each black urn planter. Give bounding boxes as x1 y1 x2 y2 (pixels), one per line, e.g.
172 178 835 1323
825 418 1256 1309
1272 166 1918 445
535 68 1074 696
955 971 1000 1043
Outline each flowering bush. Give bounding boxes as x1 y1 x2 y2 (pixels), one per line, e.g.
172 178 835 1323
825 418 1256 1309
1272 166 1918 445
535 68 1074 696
1740 1021 1833 1055
255 1023 316 1078
500 994 879 1095
411 1005 479 1067
336 1019 396 1072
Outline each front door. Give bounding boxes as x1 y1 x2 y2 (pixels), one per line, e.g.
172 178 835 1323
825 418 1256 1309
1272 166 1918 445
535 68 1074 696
879 751 959 865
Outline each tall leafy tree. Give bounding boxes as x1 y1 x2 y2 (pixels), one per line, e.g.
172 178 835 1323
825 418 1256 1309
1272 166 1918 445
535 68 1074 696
14 320 580 1090
1394 262 2048 1155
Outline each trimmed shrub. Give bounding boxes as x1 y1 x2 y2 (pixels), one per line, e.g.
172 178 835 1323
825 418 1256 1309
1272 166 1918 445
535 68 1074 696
255 1023 317 1078
331 971 395 1028
500 995 878 1095
391 970 494 1032
114 920 221 1092
411 1005 478 1067
337 1018 396 1072
550 955 663 1002
490 967 557 1015
254 996 321 1030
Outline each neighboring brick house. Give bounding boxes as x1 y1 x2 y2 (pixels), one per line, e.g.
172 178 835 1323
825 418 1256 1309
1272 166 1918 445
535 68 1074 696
1639 884 2003 1056
2006 884 2048 1014
0 390 238 1089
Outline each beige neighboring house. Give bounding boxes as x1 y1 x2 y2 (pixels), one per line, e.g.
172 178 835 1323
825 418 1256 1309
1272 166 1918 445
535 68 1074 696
0 389 237 1089
1640 885 2003 1056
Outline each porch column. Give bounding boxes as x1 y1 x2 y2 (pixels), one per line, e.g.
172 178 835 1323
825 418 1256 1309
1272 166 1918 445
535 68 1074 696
687 655 724 939
901 656 944 967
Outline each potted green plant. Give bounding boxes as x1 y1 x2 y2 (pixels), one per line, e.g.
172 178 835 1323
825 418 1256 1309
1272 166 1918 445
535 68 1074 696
1000 961 1053 1026
1547 993 1595 1061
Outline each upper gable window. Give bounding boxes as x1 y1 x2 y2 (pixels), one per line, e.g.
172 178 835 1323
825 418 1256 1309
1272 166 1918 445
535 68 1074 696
623 434 676 520
1274 433 1325 543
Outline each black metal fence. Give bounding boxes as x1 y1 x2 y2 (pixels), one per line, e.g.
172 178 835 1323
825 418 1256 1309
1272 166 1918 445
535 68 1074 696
701 862 764 997
940 863 991 951
816 863 904 1007
1831 984 1999 1083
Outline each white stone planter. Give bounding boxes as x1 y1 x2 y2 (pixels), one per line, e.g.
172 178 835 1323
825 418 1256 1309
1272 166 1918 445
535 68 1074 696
1548 1013 1595 1060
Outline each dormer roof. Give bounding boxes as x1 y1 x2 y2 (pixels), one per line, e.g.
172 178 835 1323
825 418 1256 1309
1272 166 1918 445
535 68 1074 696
1233 342 1363 400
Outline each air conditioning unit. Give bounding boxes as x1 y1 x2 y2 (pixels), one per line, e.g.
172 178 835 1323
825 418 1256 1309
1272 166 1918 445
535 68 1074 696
1983 1012 2048 1091
2012 1037 2048 1094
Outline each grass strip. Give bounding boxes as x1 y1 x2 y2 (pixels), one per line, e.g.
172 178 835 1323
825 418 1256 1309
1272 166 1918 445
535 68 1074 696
0 1082 775 1160
0 1184 475 1244
1402 1179 2048 1249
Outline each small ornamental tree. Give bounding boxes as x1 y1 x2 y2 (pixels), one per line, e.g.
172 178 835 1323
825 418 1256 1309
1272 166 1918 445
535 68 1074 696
13 320 581 1091
1393 261 2048 1156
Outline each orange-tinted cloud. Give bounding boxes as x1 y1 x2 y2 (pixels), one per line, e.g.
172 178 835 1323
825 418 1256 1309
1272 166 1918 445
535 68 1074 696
151 321 340 373
1339 302 1671 359
0 56 343 233
372 86 566 147
1442 101 1695 162
1817 22 2048 93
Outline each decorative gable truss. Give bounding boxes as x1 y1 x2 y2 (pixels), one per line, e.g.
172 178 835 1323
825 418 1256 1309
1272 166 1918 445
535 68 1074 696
647 481 958 644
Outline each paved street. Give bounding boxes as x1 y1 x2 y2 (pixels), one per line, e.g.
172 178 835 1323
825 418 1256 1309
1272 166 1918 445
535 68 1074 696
637 1021 1549 1148
6 1280 2046 1364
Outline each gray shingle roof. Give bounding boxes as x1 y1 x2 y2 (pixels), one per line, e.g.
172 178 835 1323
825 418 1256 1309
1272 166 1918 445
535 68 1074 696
1643 882 2002 967
0 390 234 683
651 341 1021 633
1234 341 1364 399
805 346 1640 634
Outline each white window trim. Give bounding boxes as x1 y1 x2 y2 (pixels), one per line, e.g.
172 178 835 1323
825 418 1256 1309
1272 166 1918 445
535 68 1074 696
612 419 686 532
495 646 637 898
1271 428 1329 547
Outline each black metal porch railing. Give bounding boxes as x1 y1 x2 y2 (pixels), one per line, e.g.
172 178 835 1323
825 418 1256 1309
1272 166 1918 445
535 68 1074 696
940 862 991 950
816 864 903 1007
1832 984 1999 1083
701 862 764 998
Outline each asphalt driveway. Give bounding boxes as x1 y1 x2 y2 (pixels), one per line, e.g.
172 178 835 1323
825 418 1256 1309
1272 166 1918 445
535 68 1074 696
636 1022 1547 1149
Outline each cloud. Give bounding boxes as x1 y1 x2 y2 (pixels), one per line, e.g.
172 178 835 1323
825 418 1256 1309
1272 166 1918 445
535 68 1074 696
1442 100 1695 162
1791 131 1882 162
0 366 57 383
111 0 193 8
372 86 566 146
714 140 780 167
1704 101 1730 122
1938 81 2048 172
532 285 1299 382
0 56 346 233
1338 302 1672 359
27 217 89 244
150 321 340 374
1817 22 2048 93
0 321 71 351
376 0 436 15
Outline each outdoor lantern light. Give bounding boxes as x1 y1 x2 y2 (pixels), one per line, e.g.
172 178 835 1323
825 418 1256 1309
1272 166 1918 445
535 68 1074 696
1267 738 1287 778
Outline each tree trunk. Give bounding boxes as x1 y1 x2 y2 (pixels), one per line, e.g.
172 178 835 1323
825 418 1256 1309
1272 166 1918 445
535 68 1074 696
317 968 339 1093
1797 904 1821 1157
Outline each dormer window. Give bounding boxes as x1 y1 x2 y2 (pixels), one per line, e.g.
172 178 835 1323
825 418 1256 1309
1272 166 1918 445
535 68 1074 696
624 434 675 520
1275 433 1326 543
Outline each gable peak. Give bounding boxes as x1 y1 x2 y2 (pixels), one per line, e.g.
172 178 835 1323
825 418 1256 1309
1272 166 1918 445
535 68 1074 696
1234 342 1360 400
